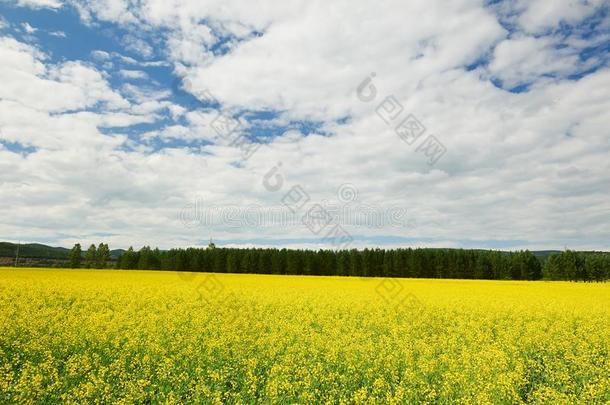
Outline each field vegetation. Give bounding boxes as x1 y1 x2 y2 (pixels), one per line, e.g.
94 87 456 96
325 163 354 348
1 268 609 403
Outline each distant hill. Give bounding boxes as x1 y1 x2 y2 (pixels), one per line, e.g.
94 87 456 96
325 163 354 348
0 242 70 259
110 249 125 259
0 242 124 260
532 250 562 259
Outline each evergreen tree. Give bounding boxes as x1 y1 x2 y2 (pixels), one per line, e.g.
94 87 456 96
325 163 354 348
227 250 239 274
271 249 284 274
85 244 97 268
96 243 110 269
286 250 300 275
240 251 253 274
258 249 271 274
151 248 162 270
108 245 607 282
138 246 152 270
120 247 138 270
69 243 82 269
525 251 542 280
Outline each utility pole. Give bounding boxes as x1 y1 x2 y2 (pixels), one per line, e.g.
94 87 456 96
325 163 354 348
15 241 20 267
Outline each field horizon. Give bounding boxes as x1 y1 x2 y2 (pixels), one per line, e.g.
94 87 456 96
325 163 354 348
2 265 607 283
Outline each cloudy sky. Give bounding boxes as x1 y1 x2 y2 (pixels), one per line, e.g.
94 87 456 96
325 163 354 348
1 0 609 251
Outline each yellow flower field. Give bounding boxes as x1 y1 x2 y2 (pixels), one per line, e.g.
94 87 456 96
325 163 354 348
0 268 609 404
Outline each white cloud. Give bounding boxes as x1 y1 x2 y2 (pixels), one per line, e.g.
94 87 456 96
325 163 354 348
165 24 215 66
115 53 138 64
517 0 607 34
0 36 46 74
167 104 186 119
91 50 111 61
174 1 505 121
49 30 67 38
21 22 38 34
118 69 148 80
489 36 580 87
0 36 161 148
2 1 610 251
15 0 63 9
120 83 170 103
69 0 137 25
121 34 154 58
0 49 126 114
91 49 168 68
0 16 9 30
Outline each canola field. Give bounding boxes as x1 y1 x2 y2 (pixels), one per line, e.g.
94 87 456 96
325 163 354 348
0 268 609 404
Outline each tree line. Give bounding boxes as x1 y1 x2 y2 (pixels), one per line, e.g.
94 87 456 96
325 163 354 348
108 244 545 280
68 243 111 269
542 250 610 281
66 243 609 281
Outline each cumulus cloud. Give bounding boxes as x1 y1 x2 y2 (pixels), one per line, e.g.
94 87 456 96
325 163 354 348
0 38 128 114
21 22 38 34
2 0 610 250
517 0 607 34
0 16 10 30
49 30 66 38
120 34 154 59
171 1 505 121
14 0 63 9
69 0 138 25
118 69 148 80
489 36 580 88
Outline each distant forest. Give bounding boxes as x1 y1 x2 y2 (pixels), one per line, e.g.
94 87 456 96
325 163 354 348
3 241 608 281
75 244 610 282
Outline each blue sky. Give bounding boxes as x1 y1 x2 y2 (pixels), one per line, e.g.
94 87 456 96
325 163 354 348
1 0 609 251
0 2 342 151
